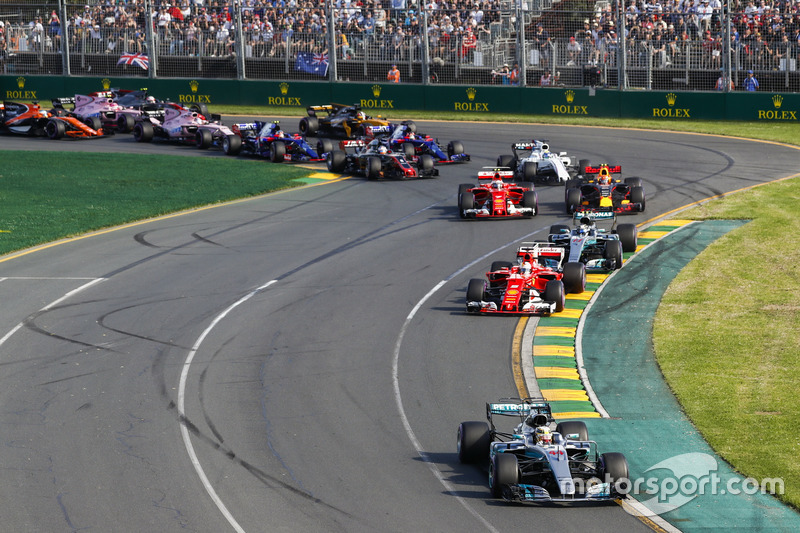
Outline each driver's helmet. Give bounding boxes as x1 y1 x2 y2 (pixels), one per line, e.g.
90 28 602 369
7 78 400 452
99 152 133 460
491 178 503 190
534 426 552 445
406 132 415 140
580 216 592 226
378 145 388 154
598 166 611 185
356 111 366 120
520 261 532 275
275 130 285 137
146 96 156 103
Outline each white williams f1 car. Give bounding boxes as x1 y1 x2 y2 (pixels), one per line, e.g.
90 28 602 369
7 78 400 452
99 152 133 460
497 140 587 184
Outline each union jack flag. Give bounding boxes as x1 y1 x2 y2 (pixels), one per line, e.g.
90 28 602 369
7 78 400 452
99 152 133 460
117 53 149 70
312 53 328 66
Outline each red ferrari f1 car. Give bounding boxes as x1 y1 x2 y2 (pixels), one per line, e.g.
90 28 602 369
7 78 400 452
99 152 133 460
466 243 584 315
458 169 538 219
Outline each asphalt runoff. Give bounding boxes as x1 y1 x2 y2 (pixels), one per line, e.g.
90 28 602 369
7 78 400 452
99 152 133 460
581 220 800 531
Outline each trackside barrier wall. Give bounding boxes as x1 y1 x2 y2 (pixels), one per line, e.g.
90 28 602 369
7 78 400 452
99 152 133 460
2 76 799 122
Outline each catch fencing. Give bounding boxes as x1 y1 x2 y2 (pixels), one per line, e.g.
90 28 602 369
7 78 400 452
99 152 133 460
1 0 799 93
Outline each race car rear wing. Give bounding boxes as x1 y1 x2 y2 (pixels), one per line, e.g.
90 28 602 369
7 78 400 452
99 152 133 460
583 164 621 174
51 97 75 108
486 399 554 419
306 103 356 116
573 209 615 222
516 242 566 266
477 168 515 181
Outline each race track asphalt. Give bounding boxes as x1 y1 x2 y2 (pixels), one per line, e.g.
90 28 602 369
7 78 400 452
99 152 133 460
0 120 798 532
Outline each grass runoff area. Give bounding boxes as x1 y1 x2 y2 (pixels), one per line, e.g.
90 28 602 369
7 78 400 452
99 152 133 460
2 110 799 510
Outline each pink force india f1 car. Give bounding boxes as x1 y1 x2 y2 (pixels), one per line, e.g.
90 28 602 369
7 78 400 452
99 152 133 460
131 106 242 154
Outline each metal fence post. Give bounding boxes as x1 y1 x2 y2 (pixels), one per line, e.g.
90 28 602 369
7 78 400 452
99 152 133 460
234 1 245 79
59 0 70 75
327 1 337 82
144 0 156 78
421 9 429 85
517 0 526 87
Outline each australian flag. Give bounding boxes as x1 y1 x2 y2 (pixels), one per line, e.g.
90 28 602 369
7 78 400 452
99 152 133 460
295 52 328 76
117 53 149 70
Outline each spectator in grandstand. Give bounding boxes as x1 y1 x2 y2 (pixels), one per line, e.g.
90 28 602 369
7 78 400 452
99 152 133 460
48 11 61 50
566 35 582 65
540 68 552 86
387 63 400 82
391 25 405 61
743 69 759 90
460 26 477 61
715 70 734 90
492 63 510 84
510 62 520 84
775 32 792 69
533 23 551 68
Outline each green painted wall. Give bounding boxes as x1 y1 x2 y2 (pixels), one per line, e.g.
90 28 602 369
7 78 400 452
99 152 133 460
2 75 798 123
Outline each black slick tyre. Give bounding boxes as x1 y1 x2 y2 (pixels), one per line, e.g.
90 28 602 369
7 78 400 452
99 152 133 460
270 141 286 162
459 191 475 218
562 262 586 294
490 453 519 498
299 116 318 135
556 420 589 441
466 279 486 307
326 150 346 172
132 121 153 142
490 261 513 272
195 129 212 149
522 190 538 216
366 156 382 180
223 134 242 155
45 119 65 139
457 421 490 464
544 280 565 312
604 239 623 270
616 224 638 252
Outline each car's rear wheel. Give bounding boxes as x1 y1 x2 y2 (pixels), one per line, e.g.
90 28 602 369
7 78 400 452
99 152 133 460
522 190 538 217
189 103 209 117
223 134 242 155
447 140 464 158
366 156 382 180
326 150 346 172
630 186 646 211
466 279 486 307
316 138 333 156
402 142 415 159
299 116 318 135
270 141 286 162
195 129 212 149
417 154 435 175
549 224 570 241
497 154 514 168
562 262 586 294
616 223 638 252
522 161 537 182
132 121 153 142
604 239 623 270
84 116 102 131
544 280 565 312
402 120 417 133
45 119 65 140
566 187 582 214
459 191 475 218
458 183 473 196
117 114 135 133
578 158 591 175
556 420 589 441
490 453 519 498
490 261 513 272
457 421 490 464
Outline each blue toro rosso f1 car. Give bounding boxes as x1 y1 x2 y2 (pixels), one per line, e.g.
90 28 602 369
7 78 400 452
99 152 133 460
379 123 470 163
458 399 630 503
230 120 334 162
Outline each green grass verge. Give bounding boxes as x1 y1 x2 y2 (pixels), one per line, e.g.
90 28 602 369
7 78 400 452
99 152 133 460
0 151 308 255
653 178 800 509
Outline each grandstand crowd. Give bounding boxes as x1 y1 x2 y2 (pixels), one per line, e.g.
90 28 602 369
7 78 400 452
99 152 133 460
1 0 800 79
